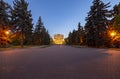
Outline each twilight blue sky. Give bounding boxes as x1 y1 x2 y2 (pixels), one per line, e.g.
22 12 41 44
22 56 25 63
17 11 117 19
5 0 120 38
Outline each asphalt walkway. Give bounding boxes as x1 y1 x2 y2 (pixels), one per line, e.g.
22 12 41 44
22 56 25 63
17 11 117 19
0 45 120 79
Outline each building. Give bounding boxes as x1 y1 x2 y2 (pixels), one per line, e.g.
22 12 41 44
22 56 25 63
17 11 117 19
54 34 64 44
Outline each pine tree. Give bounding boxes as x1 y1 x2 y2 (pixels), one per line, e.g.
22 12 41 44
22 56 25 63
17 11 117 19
67 32 72 45
113 3 120 15
24 10 33 45
85 0 110 47
33 17 43 45
67 22 85 45
112 3 120 47
11 0 33 47
69 30 78 45
33 17 50 45
85 18 95 46
43 30 50 45
113 3 120 32
77 22 84 45
0 0 11 47
40 26 48 45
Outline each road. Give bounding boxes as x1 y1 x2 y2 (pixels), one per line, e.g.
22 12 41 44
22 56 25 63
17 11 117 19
0 45 120 79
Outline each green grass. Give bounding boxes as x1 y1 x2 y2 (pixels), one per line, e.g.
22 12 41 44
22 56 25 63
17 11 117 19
71 45 87 48
0 45 50 51
70 45 120 51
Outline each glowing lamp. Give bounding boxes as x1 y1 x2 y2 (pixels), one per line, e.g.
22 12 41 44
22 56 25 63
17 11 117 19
5 31 9 35
110 32 116 37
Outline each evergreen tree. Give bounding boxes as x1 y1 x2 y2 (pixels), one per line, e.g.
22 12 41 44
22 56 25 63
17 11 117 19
50 37 54 44
64 38 68 45
77 22 81 45
0 0 11 47
113 3 120 15
67 23 85 45
85 0 110 47
67 30 78 45
85 19 95 46
33 17 43 45
40 26 50 45
11 0 33 47
45 31 50 45
77 22 84 45
67 32 72 45
113 3 120 32
71 29 77 45
112 3 120 47
33 17 50 45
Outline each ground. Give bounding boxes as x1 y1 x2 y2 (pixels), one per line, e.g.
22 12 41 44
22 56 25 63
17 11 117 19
0 45 120 79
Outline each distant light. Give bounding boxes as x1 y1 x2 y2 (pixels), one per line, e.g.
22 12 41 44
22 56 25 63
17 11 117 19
5 31 9 35
54 34 64 44
110 32 116 37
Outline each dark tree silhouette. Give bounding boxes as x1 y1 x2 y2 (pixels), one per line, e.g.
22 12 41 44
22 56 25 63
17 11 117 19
67 22 85 45
85 0 110 47
0 0 11 47
33 17 50 45
11 0 33 48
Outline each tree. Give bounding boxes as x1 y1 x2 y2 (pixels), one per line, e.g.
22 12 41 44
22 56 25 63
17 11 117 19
113 3 120 15
33 17 43 45
113 3 120 32
85 0 110 47
77 22 85 45
67 22 85 45
0 0 11 47
24 11 33 45
114 15 120 32
67 30 78 45
33 16 50 45
67 32 72 45
71 29 78 45
40 26 50 45
50 37 54 44
11 0 33 48
112 3 120 47
85 19 96 46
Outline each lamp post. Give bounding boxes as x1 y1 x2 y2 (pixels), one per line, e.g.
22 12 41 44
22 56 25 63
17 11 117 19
110 32 116 37
5 31 10 35
110 31 116 47
5 30 10 47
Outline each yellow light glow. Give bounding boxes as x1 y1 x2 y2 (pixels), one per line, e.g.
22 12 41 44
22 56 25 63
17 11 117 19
110 32 116 37
54 39 63 44
54 34 64 45
5 31 9 35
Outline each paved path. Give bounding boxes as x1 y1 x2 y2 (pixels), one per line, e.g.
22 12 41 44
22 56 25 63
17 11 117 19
0 45 120 79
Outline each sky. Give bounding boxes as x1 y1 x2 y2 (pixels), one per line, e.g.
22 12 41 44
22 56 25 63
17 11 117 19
5 0 120 38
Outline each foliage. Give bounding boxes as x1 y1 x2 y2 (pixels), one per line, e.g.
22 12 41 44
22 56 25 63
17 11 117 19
67 22 85 45
113 3 120 32
85 0 110 47
11 0 33 47
0 0 11 47
33 17 50 45
112 3 120 47
114 14 120 31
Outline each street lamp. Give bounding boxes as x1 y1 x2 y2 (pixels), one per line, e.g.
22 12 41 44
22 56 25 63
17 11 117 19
110 31 116 47
110 31 116 37
5 31 10 35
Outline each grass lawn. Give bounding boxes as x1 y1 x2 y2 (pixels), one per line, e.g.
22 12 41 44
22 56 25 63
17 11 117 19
71 45 120 51
0 45 50 51
71 45 87 48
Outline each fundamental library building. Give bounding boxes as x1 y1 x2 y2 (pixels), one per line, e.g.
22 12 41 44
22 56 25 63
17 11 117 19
54 34 64 44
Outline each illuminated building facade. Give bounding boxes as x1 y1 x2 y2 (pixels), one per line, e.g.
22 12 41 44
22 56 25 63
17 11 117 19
54 34 64 44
